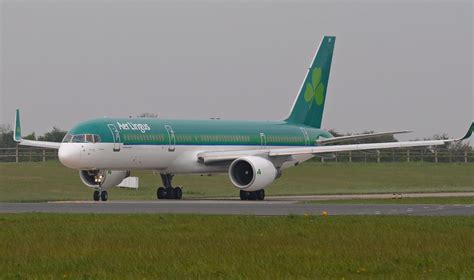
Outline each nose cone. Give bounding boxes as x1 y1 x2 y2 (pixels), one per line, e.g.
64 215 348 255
58 144 81 169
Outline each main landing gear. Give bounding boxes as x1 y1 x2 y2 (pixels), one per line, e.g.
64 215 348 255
93 190 108 201
157 174 182 200
240 189 265 201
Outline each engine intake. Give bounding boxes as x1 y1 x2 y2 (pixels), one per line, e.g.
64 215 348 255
80 170 130 190
229 156 277 191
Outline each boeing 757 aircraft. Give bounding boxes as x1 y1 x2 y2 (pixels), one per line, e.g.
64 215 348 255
13 36 473 201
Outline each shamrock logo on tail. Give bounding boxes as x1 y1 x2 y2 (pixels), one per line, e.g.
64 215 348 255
303 68 325 107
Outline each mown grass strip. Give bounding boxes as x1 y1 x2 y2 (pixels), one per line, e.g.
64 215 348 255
0 214 473 279
1 161 473 202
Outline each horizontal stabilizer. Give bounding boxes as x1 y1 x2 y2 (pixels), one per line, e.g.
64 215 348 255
317 130 412 145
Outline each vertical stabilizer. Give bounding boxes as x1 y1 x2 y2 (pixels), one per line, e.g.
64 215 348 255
285 36 335 128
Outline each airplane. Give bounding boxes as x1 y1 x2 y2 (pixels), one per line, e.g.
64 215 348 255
13 36 473 201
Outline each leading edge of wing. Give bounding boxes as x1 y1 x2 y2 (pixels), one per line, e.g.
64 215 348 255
198 122 473 163
269 139 447 156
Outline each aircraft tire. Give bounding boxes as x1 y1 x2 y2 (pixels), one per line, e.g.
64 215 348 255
174 187 182 200
93 191 100 201
165 188 174 199
100 191 108 201
257 189 265 201
248 191 258 201
240 190 247 200
157 187 166 199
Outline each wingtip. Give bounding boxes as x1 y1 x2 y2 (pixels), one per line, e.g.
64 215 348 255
13 109 22 142
461 122 474 140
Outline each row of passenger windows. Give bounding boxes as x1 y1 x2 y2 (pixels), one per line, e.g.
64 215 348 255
62 134 102 143
198 135 251 142
123 134 165 142
121 134 307 143
267 136 303 143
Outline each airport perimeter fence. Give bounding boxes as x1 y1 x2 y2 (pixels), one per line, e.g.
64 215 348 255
0 146 472 164
0 146 58 163
314 149 474 163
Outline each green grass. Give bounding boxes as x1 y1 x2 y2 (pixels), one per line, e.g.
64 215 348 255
0 214 473 279
308 196 474 204
0 161 473 202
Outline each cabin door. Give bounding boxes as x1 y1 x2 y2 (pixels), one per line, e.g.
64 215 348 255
300 127 310 146
107 124 121 152
260 133 267 149
164 125 176 152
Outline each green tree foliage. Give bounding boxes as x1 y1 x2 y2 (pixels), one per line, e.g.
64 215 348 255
23 132 36 140
137 113 159 118
37 127 67 142
0 125 15 148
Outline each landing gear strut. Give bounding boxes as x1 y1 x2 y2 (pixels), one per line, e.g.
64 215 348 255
240 189 265 201
156 174 182 200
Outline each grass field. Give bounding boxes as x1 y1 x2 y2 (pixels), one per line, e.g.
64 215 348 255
308 196 474 204
0 161 473 201
0 214 473 279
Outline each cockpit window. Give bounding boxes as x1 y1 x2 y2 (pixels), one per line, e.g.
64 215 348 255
62 134 72 143
85 134 94 143
64 134 101 143
72 134 85 143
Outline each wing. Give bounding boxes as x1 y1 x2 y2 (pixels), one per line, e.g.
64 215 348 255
317 130 412 145
13 109 61 150
198 123 473 164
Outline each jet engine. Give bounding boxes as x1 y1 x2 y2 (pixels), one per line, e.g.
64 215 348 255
79 170 130 190
228 156 278 191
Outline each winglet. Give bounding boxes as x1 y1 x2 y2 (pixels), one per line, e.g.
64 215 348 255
13 109 22 142
460 122 474 140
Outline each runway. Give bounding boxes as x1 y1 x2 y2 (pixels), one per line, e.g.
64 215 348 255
1 200 473 216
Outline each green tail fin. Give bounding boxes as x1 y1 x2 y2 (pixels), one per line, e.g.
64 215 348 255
285 36 335 128
14 109 22 142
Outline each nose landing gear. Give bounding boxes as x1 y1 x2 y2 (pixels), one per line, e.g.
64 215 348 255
156 174 182 200
92 174 108 201
93 190 108 201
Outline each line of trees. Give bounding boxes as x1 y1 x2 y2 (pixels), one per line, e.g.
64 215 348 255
0 125 67 148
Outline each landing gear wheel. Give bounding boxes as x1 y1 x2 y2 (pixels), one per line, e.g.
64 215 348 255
157 174 185 200
257 189 265 201
100 191 108 201
249 191 258 201
240 190 247 201
240 190 257 200
173 187 182 200
93 191 100 201
165 188 174 199
157 187 166 199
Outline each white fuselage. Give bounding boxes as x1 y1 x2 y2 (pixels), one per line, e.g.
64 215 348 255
58 143 314 174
